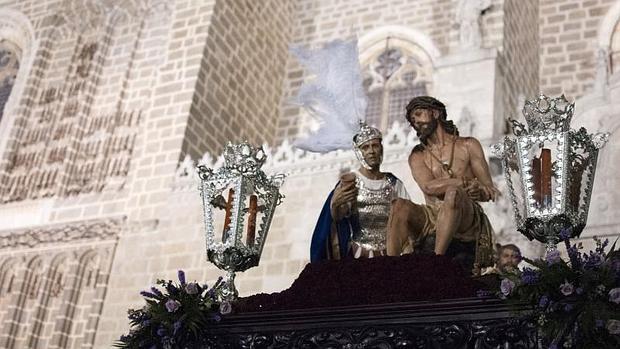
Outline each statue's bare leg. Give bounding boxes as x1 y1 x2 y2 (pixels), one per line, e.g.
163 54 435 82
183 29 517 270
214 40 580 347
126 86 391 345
434 186 474 255
387 198 427 256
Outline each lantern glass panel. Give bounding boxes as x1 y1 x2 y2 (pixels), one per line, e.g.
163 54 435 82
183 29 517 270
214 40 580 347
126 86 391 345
566 144 594 223
519 134 566 217
503 148 526 223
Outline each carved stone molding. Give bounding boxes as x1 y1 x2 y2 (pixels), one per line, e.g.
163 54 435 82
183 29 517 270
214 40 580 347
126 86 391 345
58 0 170 34
173 121 418 191
0 216 125 249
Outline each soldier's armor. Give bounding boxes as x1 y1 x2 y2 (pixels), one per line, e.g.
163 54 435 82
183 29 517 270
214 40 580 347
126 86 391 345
351 174 398 251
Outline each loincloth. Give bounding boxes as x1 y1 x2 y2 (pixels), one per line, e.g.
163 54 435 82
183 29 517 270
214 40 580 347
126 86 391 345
413 201 495 268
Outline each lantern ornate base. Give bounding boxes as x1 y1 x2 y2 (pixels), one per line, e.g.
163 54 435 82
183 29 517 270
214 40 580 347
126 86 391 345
220 270 239 301
519 215 584 248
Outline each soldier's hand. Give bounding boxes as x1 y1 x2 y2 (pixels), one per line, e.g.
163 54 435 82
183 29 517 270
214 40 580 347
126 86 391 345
331 176 357 219
332 184 357 208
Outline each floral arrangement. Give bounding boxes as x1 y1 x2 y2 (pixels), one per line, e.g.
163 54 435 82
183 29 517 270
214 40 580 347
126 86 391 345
499 230 619 348
114 271 231 349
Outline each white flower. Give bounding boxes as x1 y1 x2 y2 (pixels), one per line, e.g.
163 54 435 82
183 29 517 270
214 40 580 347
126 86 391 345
606 319 620 335
608 288 620 304
500 279 516 296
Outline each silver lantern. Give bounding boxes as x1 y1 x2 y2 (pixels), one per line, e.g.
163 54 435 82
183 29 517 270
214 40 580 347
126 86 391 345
197 142 285 300
491 94 608 250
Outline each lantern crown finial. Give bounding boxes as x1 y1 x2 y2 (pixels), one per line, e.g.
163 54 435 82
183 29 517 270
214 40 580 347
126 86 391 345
520 94 574 134
222 141 266 174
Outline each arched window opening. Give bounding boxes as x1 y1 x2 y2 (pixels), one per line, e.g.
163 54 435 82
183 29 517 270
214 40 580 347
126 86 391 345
361 37 433 132
0 39 20 123
611 19 620 74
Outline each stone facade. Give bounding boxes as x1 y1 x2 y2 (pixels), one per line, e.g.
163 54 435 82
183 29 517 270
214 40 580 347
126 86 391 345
0 0 617 348
539 0 618 97
183 0 295 159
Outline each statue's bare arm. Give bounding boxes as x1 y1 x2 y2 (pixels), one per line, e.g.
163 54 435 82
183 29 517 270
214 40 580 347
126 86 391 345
408 151 462 199
465 137 500 202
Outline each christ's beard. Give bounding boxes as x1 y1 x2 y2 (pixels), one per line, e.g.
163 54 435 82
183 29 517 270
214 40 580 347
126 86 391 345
415 118 438 144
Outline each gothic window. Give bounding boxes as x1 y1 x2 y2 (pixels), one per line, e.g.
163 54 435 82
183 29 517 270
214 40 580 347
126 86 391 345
0 260 17 297
611 19 620 74
361 39 432 132
0 39 20 123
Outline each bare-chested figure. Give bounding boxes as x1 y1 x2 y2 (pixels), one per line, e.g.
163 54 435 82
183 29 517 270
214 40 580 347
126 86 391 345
387 96 497 271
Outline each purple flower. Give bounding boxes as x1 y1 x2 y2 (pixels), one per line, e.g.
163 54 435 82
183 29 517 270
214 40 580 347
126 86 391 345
219 301 232 315
596 319 605 328
595 237 609 254
173 320 182 335
611 258 620 273
563 303 573 312
575 287 583 295
177 270 186 286
520 268 539 285
607 319 620 335
156 327 166 337
150 287 163 297
548 342 558 349
500 279 516 296
546 249 562 265
165 299 180 313
140 290 158 299
185 282 200 295
566 244 582 270
584 252 604 269
559 228 572 241
609 288 620 304
538 295 549 308
559 280 574 296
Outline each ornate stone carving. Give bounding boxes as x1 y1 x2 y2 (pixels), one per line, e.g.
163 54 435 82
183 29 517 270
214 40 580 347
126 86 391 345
594 47 611 94
1 15 142 201
457 106 476 137
0 217 124 249
59 0 171 35
455 0 492 50
173 121 419 191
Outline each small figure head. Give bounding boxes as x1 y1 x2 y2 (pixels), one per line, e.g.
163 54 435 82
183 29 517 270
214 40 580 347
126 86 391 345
498 244 522 272
353 122 383 170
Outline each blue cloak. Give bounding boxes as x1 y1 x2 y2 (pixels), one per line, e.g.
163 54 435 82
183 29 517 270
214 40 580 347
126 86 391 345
310 187 360 263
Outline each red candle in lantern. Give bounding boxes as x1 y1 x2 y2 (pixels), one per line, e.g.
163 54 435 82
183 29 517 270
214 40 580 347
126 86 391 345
222 188 234 241
246 195 258 246
532 156 541 207
540 148 552 209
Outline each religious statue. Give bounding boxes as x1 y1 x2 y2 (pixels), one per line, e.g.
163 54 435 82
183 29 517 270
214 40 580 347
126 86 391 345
455 0 491 50
386 96 497 272
285 39 412 261
310 122 410 262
